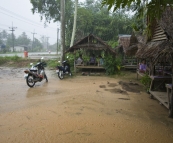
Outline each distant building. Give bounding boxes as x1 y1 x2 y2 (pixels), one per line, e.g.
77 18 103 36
0 44 6 51
9 46 28 52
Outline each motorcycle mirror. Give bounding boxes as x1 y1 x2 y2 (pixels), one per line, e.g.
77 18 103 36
58 61 61 63
67 56 69 59
30 63 33 66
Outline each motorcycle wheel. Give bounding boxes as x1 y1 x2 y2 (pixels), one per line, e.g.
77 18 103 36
58 70 64 79
44 74 48 82
26 75 35 87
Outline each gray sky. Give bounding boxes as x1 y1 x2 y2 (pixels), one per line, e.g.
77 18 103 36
0 0 85 45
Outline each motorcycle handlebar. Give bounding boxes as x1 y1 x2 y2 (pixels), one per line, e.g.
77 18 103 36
34 62 47 67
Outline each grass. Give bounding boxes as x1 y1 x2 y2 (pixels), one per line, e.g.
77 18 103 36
0 55 22 64
0 55 60 69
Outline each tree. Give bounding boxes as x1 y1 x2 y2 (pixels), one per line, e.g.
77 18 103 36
6 33 16 48
1 30 8 39
101 0 173 29
30 0 74 61
32 38 43 52
30 0 61 23
60 0 65 62
16 32 31 46
70 0 78 47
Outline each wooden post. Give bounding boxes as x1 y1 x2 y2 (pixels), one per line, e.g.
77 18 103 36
74 51 76 73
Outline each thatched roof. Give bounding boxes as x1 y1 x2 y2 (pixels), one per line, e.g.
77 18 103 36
151 43 173 65
159 7 173 42
117 35 131 54
134 7 173 59
65 34 116 55
116 35 138 56
125 34 139 56
135 40 173 59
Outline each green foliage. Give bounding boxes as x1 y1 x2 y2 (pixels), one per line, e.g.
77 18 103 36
9 55 22 61
140 74 151 91
107 40 119 48
103 54 122 75
102 0 173 37
29 0 135 47
16 32 31 46
0 55 22 65
46 59 60 68
65 53 75 67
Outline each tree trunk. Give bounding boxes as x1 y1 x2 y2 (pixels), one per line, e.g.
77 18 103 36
70 0 78 47
57 28 59 55
60 0 65 62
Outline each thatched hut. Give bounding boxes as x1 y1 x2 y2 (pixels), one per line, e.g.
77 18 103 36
116 34 131 56
134 7 173 117
65 34 116 72
135 7 173 62
65 34 116 55
116 34 139 68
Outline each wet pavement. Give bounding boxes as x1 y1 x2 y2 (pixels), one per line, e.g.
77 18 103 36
0 67 173 143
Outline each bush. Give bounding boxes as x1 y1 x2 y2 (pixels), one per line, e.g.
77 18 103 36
0 55 22 65
140 74 151 91
9 55 22 61
104 54 123 75
46 59 60 68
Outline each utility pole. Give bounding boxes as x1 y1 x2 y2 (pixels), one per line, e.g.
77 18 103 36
57 28 59 54
46 37 49 51
31 30 37 52
9 22 17 52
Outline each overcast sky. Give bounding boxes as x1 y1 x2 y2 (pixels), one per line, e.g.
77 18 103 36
0 0 85 45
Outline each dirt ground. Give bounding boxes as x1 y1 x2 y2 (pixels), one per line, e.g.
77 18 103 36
0 67 173 143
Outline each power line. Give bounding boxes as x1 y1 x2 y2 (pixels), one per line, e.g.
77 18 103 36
0 6 57 31
0 4 60 44
0 26 57 44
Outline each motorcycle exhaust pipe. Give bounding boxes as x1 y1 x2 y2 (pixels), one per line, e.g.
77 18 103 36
24 70 39 78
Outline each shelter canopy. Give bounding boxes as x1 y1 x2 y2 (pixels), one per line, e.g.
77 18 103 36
65 34 116 55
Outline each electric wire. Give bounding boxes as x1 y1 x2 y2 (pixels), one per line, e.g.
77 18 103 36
0 5 57 30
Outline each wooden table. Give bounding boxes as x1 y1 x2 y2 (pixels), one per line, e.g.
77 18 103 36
149 75 172 117
166 84 173 117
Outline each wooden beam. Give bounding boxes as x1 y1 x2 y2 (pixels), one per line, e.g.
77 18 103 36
152 34 167 39
151 37 167 42
76 65 104 69
153 31 165 36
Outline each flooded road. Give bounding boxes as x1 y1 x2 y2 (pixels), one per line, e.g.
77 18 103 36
0 52 59 59
0 67 173 143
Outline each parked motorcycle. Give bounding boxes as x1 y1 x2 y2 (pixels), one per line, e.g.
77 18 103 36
24 58 48 87
56 60 72 79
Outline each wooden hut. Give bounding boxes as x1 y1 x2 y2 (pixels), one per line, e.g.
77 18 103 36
66 34 116 54
134 7 173 117
116 34 138 69
65 34 116 72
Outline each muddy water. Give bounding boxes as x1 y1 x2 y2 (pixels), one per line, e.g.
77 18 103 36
0 67 173 143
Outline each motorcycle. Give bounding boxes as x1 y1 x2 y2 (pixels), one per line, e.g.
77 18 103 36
56 60 72 79
24 58 48 87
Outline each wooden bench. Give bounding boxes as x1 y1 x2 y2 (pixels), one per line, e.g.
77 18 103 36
124 64 137 69
74 64 105 73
